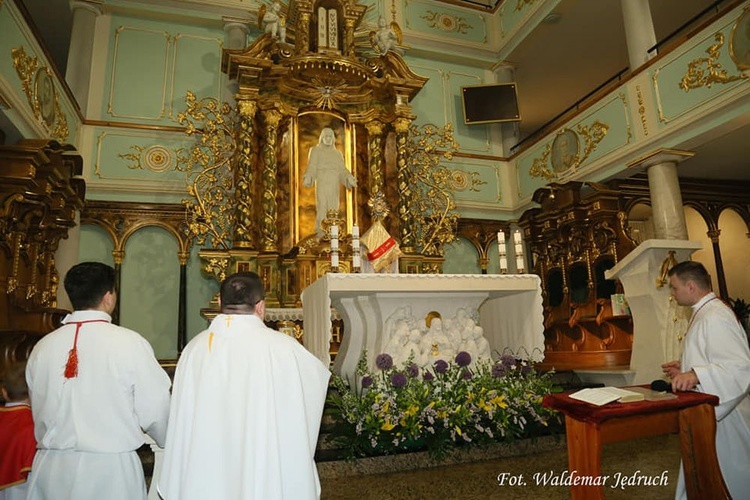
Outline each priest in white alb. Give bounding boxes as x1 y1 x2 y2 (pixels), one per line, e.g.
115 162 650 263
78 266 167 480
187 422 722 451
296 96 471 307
158 271 331 500
662 261 750 499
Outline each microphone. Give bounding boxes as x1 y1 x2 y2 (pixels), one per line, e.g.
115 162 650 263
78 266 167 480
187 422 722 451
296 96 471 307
650 379 672 393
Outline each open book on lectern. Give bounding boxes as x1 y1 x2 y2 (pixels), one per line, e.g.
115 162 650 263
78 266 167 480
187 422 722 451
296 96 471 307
569 387 645 406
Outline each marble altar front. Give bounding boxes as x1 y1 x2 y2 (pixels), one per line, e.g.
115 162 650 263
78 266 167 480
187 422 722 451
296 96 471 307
301 274 545 382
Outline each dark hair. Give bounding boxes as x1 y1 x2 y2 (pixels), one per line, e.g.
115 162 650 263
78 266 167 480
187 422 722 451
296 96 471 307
668 261 711 291
220 272 265 313
1 361 29 401
64 262 116 310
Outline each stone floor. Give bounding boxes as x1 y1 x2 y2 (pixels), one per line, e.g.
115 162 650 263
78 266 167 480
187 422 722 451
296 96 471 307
320 433 681 499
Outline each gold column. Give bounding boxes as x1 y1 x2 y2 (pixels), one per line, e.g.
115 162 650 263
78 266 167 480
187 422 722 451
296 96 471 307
394 117 415 253
344 18 356 56
366 120 385 199
261 109 282 253
235 99 257 248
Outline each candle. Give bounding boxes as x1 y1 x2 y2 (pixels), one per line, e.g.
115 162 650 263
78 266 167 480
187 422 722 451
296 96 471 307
516 256 524 272
331 238 339 250
513 230 522 244
500 257 508 272
331 253 339 268
331 224 339 238
353 254 361 268
352 223 359 238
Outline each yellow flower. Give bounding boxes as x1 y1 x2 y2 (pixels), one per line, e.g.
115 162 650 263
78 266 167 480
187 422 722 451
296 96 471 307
381 421 396 431
455 426 462 435
490 395 508 409
405 405 420 417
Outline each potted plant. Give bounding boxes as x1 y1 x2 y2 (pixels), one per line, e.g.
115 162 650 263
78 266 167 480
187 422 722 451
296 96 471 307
729 297 750 342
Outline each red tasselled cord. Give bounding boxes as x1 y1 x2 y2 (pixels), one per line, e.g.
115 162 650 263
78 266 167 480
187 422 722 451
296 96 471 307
64 320 108 378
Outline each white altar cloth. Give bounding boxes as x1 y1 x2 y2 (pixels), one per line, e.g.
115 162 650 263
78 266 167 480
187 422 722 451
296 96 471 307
301 274 545 381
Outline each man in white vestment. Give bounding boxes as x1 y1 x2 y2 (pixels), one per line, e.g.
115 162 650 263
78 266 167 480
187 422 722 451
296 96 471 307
159 271 331 500
662 261 750 499
25 262 172 500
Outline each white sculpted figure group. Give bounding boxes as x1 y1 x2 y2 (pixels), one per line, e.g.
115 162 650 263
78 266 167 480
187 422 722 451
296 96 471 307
381 306 491 367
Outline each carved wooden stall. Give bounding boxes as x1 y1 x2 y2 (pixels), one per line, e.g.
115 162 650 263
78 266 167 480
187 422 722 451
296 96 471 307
518 182 637 371
0 139 84 382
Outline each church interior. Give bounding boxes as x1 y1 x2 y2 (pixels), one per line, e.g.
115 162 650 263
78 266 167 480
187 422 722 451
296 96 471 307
1 0 750 497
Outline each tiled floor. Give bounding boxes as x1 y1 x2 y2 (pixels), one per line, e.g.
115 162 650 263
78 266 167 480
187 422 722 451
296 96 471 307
320 434 681 499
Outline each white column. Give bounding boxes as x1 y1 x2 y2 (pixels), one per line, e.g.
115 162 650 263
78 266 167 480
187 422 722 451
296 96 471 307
223 19 249 50
66 0 103 116
627 149 694 240
621 0 657 69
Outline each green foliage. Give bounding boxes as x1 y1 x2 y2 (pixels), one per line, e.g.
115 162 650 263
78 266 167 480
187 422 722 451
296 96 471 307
327 350 560 460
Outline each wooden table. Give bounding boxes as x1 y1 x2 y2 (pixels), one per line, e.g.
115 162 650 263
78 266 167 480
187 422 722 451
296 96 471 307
543 390 730 500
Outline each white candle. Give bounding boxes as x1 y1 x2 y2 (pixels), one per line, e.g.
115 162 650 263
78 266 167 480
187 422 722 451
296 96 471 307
513 230 522 244
353 254 361 268
331 238 339 250
516 256 524 272
500 257 508 272
352 223 359 238
331 253 339 268
331 224 339 238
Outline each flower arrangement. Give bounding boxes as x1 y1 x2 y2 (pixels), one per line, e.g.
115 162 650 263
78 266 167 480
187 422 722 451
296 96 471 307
328 350 560 459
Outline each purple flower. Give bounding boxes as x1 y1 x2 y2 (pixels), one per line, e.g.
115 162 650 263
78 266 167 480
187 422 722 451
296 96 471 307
375 353 394 370
461 369 473 380
500 354 516 368
492 363 507 379
391 372 407 388
521 363 533 376
455 351 472 367
434 359 449 374
361 376 373 388
423 370 435 382
406 363 419 378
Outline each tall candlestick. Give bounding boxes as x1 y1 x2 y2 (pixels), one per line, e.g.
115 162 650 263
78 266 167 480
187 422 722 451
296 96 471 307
331 238 339 250
331 253 339 268
513 229 522 244
352 223 359 239
353 254 361 268
330 224 339 238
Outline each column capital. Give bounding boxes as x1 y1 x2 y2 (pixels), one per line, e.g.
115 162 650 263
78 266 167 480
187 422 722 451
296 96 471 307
222 17 251 34
69 0 104 16
626 148 695 170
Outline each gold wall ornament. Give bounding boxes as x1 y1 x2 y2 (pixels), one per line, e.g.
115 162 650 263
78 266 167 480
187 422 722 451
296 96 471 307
399 123 461 256
635 84 649 137
177 91 238 250
528 143 554 180
515 0 537 11
421 11 472 34
449 169 487 192
656 250 678 288
576 120 609 164
729 7 750 71
679 33 746 92
11 47 69 142
119 144 188 172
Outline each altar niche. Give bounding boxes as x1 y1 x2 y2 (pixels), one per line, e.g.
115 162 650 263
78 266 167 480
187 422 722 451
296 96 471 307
293 112 357 243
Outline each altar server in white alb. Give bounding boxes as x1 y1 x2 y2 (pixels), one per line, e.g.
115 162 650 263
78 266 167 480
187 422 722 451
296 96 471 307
159 271 331 500
25 262 172 500
662 261 750 499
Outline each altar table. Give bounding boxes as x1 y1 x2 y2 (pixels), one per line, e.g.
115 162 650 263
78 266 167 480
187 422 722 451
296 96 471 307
301 274 545 382
543 390 730 500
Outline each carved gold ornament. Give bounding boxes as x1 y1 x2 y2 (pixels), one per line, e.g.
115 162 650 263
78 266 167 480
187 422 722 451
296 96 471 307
120 144 187 172
679 33 746 92
449 169 486 192
529 121 608 180
399 123 461 256
421 11 471 34
515 0 537 11
729 7 750 71
11 46 69 142
178 91 238 250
